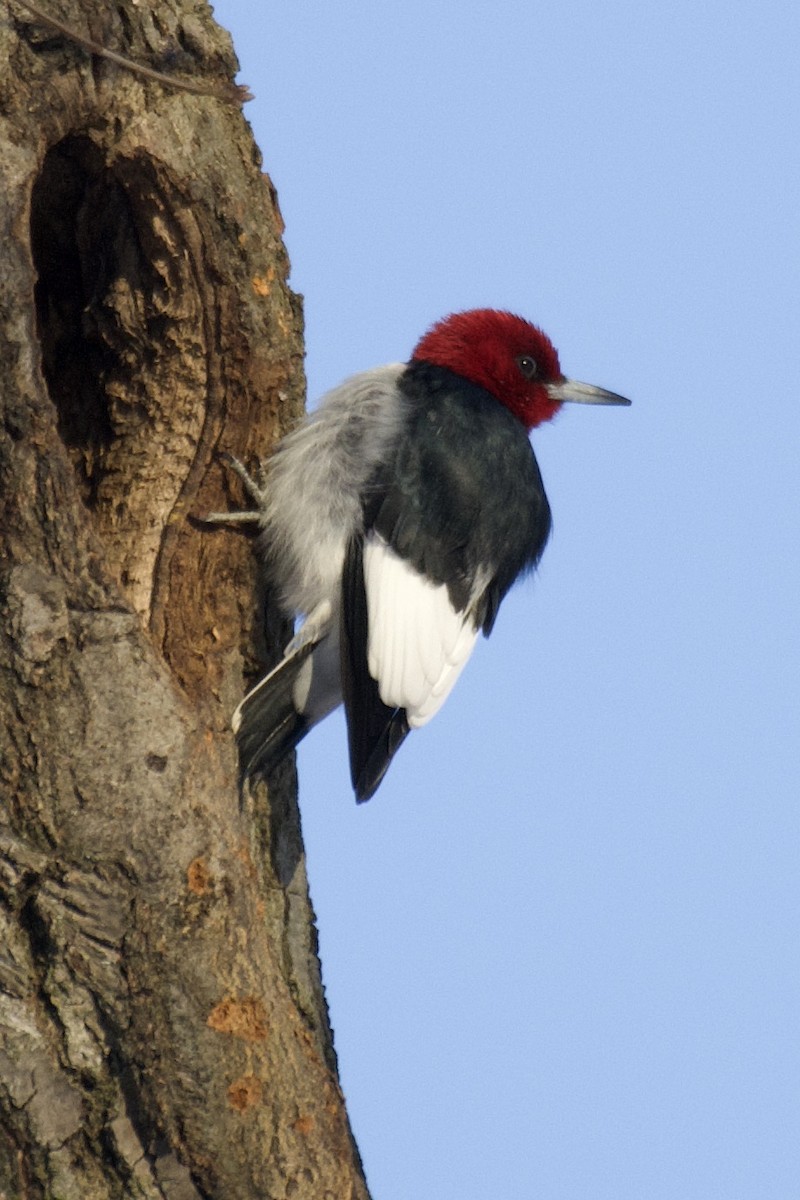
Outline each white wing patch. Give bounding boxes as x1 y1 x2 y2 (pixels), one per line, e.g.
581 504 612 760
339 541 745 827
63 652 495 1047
363 534 480 728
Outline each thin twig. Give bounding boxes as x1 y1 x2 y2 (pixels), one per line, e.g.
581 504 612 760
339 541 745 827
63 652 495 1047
10 0 253 106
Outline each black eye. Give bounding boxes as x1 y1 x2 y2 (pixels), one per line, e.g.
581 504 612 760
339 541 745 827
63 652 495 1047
517 354 538 380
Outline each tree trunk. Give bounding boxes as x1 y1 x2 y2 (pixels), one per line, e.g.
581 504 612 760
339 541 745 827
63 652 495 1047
0 2 369 1195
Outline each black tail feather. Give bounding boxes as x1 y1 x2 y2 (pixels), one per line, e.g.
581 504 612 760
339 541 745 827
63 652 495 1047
234 641 315 780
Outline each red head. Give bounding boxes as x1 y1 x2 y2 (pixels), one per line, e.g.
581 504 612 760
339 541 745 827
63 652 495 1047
411 309 564 430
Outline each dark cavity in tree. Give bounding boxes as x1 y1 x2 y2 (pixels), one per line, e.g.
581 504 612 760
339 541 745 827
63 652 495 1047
30 136 150 507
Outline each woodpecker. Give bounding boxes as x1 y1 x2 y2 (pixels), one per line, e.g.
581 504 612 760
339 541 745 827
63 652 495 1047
208 309 630 801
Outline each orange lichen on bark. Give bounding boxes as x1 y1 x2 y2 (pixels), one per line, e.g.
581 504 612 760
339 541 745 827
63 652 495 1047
252 272 275 296
227 1073 263 1112
207 996 269 1041
187 856 213 895
235 840 258 880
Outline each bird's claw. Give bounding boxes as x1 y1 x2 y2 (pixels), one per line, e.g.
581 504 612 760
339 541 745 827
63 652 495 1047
200 453 268 524
219 453 268 507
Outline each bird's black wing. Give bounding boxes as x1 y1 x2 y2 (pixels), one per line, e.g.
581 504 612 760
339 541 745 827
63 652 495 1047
340 531 410 802
371 363 552 629
341 363 551 801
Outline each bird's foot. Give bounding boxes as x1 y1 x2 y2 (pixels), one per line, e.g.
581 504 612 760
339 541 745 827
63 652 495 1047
220 453 268 506
199 453 267 524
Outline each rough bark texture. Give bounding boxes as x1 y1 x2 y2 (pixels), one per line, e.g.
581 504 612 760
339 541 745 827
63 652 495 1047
0 2 369 1196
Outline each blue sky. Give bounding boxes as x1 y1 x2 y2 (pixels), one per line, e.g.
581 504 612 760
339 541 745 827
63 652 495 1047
212 2 800 1196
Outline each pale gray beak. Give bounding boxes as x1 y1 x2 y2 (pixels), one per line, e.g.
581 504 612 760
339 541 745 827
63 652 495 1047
546 378 631 406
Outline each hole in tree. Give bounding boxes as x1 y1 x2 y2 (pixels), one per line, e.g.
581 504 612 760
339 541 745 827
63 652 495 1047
30 136 145 507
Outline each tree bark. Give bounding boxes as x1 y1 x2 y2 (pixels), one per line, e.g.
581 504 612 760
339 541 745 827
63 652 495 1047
0 2 369 1196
